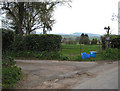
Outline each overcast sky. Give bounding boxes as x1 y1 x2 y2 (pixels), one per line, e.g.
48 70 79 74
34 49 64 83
37 0 119 35
0 0 119 35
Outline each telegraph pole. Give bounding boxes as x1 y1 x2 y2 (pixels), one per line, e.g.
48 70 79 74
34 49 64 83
104 26 110 49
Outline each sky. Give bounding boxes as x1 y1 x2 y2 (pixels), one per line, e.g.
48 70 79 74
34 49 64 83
36 0 119 35
0 0 119 35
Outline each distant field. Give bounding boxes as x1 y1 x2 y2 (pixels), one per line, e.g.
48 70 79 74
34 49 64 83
61 44 101 55
61 44 102 61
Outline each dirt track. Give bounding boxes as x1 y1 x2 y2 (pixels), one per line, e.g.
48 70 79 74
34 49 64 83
14 60 118 89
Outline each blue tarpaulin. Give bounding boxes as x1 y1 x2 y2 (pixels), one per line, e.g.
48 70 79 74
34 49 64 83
89 51 96 57
81 51 96 60
81 52 90 60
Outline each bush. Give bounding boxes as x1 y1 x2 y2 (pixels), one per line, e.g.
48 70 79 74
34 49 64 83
101 35 120 50
13 34 62 52
110 36 120 49
35 51 61 60
59 54 69 60
22 34 40 51
35 52 69 60
91 38 97 45
6 51 69 60
73 55 83 61
101 48 118 60
2 29 14 51
12 34 24 52
70 55 83 61
2 56 22 89
15 51 36 58
2 56 16 68
101 36 106 50
2 66 22 88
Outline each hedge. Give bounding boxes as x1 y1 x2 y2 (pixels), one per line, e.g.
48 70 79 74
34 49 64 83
2 29 62 52
2 29 14 51
13 34 62 52
2 56 22 89
101 48 118 60
111 36 120 49
101 36 106 50
101 35 120 50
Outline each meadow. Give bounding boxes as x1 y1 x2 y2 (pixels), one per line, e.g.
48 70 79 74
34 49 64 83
61 44 103 61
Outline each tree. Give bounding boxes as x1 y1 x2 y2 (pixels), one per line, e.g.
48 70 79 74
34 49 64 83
91 38 97 45
84 37 90 45
22 2 45 35
84 34 88 37
1 1 72 36
80 33 90 44
22 2 56 35
1 2 25 36
40 2 55 34
80 33 84 44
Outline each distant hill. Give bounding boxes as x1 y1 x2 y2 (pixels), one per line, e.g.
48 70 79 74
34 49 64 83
36 32 101 40
36 32 101 36
56 32 101 40
72 32 100 37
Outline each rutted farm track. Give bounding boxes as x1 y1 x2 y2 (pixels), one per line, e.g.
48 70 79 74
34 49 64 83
14 60 118 89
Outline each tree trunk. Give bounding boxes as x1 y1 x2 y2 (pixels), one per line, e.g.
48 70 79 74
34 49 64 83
18 2 24 36
18 25 23 36
43 25 46 34
26 30 30 35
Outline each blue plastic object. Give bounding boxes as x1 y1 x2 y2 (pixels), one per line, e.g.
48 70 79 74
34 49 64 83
81 53 85 60
81 52 90 59
89 51 96 57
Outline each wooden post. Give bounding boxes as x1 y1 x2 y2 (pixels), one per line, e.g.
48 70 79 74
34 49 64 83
80 43 81 56
99 40 101 52
104 26 110 49
79 37 81 56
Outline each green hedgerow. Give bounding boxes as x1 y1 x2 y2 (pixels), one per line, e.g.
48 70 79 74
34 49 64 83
73 55 83 61
35 51 61 60
2 56 16 68
2 56 22 89
101 48 118 60
59 54 69 60
2 66 22 89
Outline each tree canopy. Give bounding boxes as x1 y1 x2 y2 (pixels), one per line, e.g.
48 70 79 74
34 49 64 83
1 0 71 36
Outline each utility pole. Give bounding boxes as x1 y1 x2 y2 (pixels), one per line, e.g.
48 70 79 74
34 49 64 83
104 26 110 49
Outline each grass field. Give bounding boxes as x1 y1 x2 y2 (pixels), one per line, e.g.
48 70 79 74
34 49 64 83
61 44 102 61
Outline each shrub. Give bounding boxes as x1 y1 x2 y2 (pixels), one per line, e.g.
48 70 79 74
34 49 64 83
2 29 14 51
22 34 40 51
91 38 97 45
12 34 24 52
101 48 118 60
15 51 35 57
2 56 16 68
101 35 120 50
59 54 69 60
101 36 106 50
110 36 120 49
2 66 22 88
74 55 83 61
35 51 61 60
2 56 22 89
12 34 62 52
35 52 69 60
